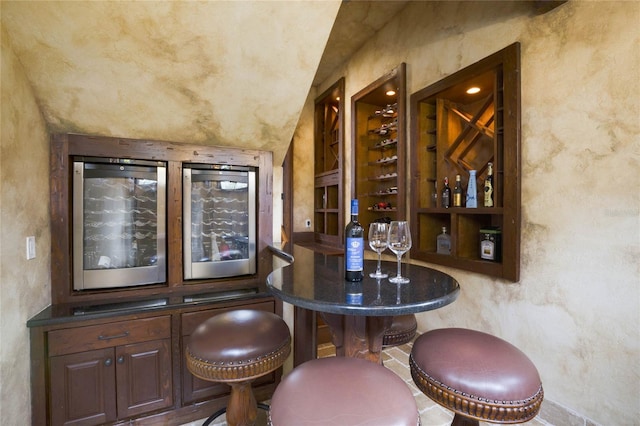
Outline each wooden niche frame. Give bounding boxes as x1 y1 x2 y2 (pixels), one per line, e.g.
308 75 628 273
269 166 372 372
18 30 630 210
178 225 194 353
313 78 345 248
351 63 407 229
409 43 521 281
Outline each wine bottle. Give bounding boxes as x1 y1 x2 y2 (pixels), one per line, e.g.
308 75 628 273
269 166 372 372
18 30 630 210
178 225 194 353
453 174 463 207
466 170 477 208
436 227 451 255
345 281 364 305
431 180 438 207
441 177 451 208
484 162 494 207
344 199 364 281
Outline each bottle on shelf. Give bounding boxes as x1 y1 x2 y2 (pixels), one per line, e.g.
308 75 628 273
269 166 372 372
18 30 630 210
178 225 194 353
466 170 477 208
441 177 451 208
431 181 438 207
344 199 364 281
453 174 463 207
484 162 494 207
436 227 451 255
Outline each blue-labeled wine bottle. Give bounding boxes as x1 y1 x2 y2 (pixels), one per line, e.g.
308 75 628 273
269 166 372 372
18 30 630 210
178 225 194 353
344 199 364 281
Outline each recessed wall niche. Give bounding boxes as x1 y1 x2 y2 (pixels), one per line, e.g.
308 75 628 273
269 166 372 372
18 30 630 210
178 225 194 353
410 43 521 281
313 78 345 248
351 64 407 230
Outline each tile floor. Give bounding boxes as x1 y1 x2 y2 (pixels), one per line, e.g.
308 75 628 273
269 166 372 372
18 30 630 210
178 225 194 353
181 340 550 426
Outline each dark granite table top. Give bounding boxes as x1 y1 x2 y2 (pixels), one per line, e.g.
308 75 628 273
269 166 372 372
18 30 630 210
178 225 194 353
267 245 460 316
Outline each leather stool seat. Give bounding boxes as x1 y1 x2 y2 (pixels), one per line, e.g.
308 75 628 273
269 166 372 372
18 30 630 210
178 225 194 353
186 310 291 426
410 328 543 425
383 314 418 347
268 356 419 426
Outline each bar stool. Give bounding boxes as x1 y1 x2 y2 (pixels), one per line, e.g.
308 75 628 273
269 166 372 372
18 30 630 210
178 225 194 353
186 310 291 426
268 356 419 426
383 314 417 347
410 328 543 425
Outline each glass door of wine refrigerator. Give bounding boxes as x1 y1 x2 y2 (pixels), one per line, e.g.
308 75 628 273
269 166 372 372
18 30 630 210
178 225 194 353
183 164 257 280
73 158 167 290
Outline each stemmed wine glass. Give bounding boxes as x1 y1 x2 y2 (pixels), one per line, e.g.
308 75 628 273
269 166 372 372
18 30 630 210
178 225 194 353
387 221 412 284
368 222 389 278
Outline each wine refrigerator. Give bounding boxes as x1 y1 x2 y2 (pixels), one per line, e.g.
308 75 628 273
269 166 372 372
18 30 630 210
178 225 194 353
72 157 167 290
182 164 257 280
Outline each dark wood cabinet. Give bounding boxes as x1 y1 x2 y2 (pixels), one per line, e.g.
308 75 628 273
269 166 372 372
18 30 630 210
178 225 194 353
49 133 274 306
314 79 345 247
32 134 281 425
352 64 407 228
30 297 279 426
409 43 521 281
47 316 172 425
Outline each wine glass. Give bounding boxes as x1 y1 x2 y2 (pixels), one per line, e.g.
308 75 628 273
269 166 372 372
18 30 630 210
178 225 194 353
387 221 412 284
368 222 389 278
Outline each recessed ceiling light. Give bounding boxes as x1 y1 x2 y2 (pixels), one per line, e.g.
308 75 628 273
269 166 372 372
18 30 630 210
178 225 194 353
386 90 396 96
466 87 481 94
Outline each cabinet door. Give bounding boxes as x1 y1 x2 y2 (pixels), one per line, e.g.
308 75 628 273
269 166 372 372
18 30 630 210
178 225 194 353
115 338 173 419
50 348 117 426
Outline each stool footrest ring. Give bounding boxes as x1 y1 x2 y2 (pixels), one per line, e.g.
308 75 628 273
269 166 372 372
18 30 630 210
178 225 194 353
201 403 271 426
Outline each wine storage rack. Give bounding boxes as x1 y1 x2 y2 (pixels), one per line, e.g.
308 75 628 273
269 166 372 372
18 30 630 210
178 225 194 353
410 43 521 281
313 78 345 248
352 64 406 230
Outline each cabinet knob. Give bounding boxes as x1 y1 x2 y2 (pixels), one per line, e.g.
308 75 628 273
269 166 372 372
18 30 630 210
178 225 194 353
117 356 125 364
104 358 113 367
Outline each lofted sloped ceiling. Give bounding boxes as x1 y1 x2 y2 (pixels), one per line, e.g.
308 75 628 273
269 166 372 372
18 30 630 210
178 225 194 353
1 2 564 165
1 1 343 164
313 0 409 86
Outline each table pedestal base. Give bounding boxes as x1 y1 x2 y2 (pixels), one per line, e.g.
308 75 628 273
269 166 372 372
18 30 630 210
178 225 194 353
320 313 393 364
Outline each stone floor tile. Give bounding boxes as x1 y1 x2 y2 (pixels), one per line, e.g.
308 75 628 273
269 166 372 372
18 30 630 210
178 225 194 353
385 345 410 364
381 357 409 379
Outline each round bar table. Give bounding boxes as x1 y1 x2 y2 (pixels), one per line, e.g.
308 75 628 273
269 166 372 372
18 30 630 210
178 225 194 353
267 245 460 364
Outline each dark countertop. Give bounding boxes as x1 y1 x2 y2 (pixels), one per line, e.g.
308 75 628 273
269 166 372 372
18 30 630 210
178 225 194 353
26 245 296 328
26 287 272 328
267 245 460 316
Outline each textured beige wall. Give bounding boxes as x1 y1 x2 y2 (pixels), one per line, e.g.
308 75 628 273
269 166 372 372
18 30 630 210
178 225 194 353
292 89 317 232
1 1 341 165
0 28 51 425
296 1 639 424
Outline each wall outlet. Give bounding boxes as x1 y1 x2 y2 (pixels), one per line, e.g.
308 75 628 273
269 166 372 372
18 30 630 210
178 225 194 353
26 236 36 260
305 219 312 228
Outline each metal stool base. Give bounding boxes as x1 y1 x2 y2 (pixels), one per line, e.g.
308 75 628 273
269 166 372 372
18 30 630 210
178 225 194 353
202 402 271 426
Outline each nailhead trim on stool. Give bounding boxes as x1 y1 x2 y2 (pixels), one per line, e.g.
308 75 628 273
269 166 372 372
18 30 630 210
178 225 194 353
383 314 417 347
186 341 291 383
410 328 543 425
